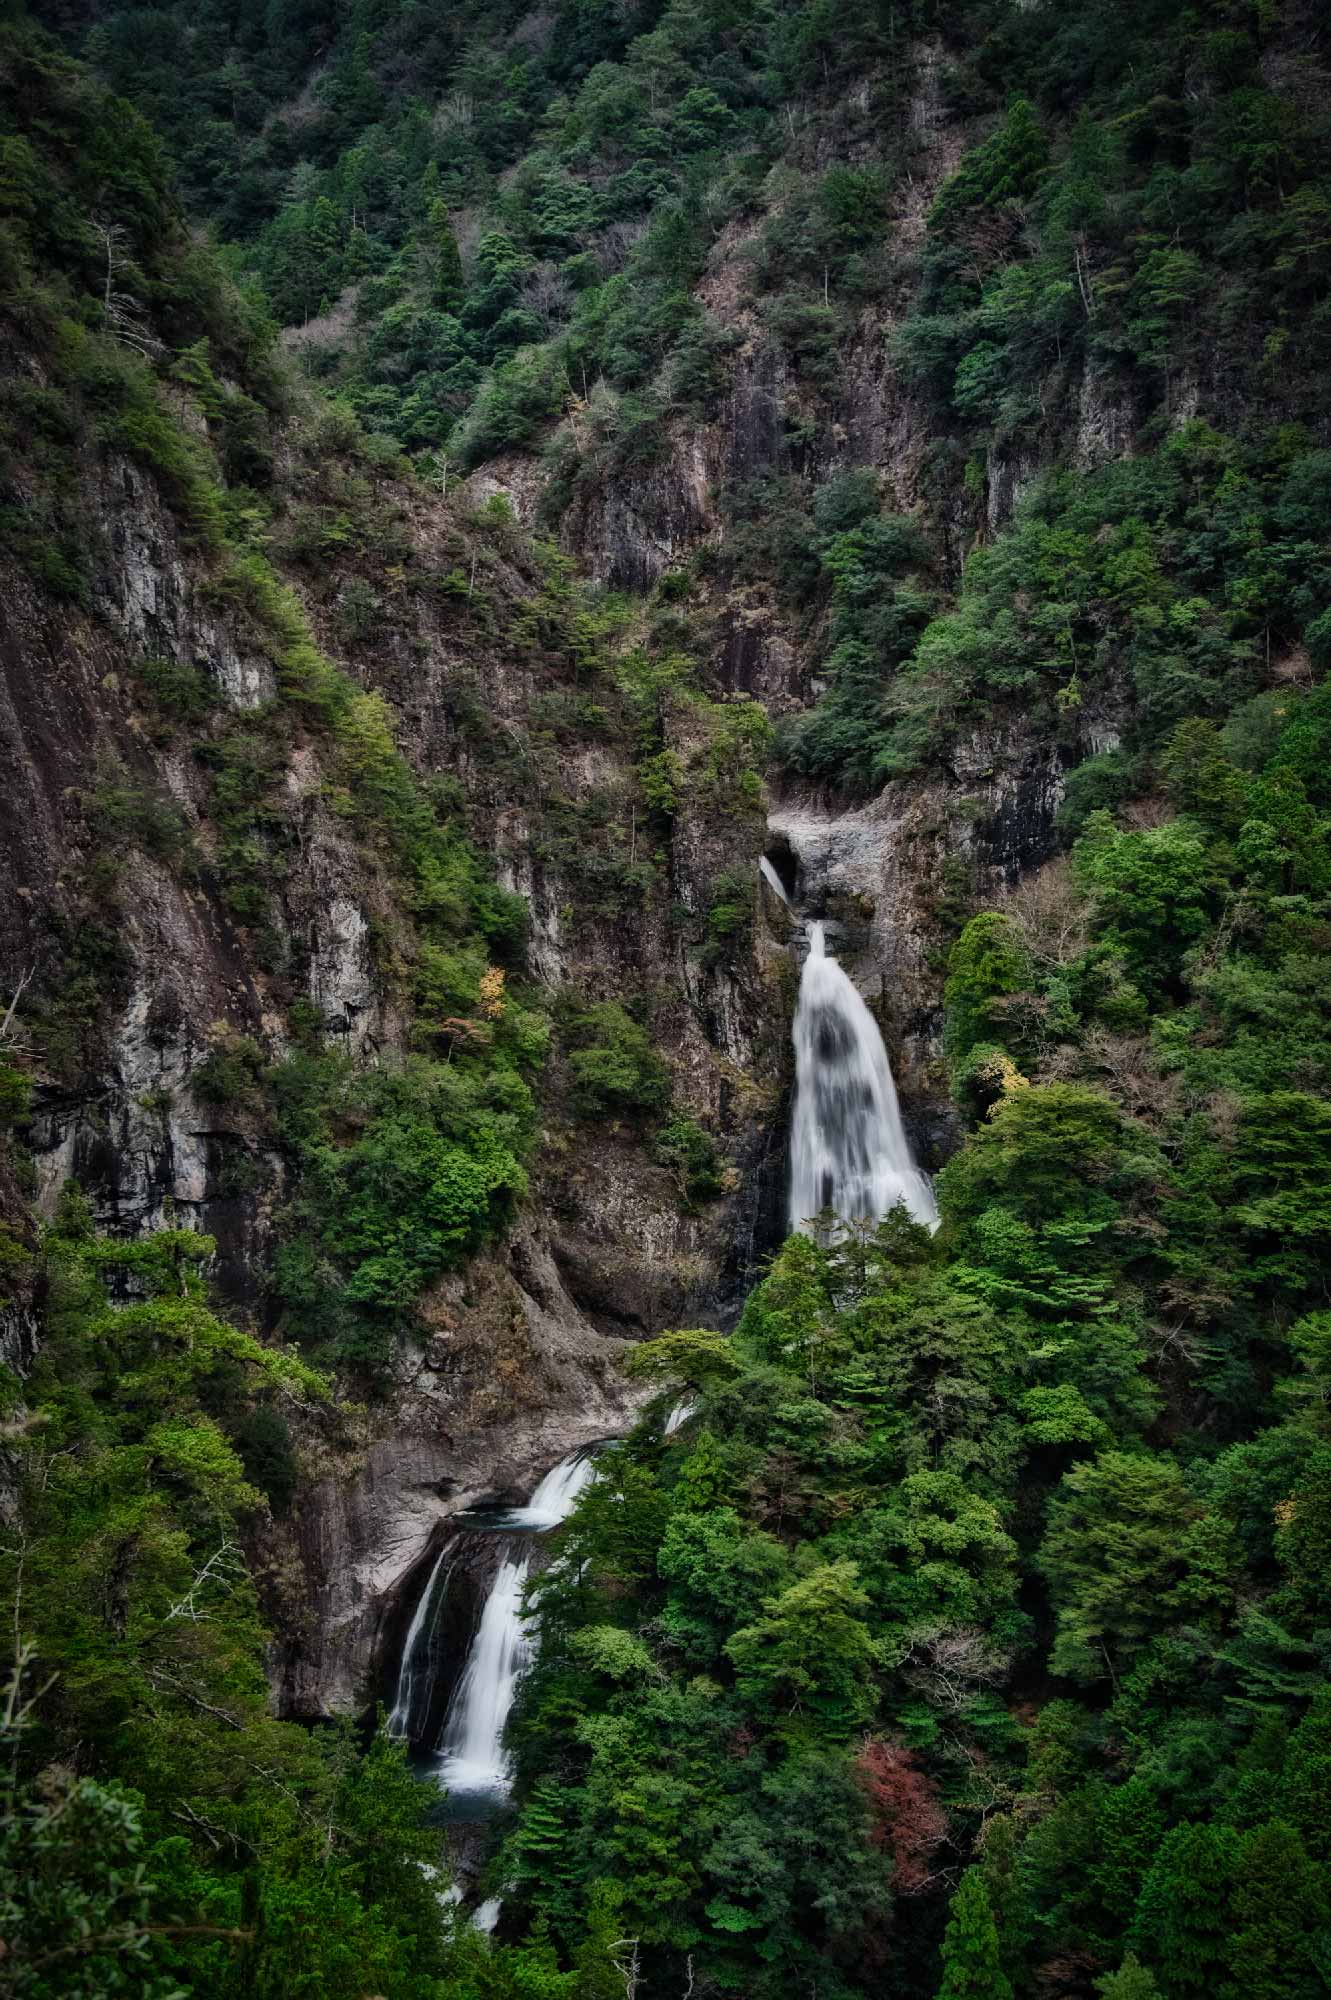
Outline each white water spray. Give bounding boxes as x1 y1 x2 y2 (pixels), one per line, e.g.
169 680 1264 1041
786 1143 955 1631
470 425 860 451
494 1450 597 1530
435 1553 534 1799
758 854 793 910
387 1545 451 1740
432 1450 597 1804
789 921 937 1235
664 1396 697 1435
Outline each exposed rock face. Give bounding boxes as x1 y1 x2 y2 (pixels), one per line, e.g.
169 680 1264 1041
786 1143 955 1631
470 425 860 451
0 31 1144 1721
97 458 278 711
765 679 1127 1167
270 1230 650 1718
0 422 788 1718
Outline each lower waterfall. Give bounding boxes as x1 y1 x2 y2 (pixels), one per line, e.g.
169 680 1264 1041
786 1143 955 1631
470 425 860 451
387 1544 452 1742
789 919 938 1235
434 1552 534 1806
404 1447 597 1816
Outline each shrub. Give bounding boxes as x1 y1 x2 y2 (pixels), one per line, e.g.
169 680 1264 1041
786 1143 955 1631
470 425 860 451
135 655 217 725
654 1115 726 1207
192 1029 266 1108
0 1059 31 1127
703 871 754 967
943 912 1035 1076
564 1001 669 1118
83 774 196 872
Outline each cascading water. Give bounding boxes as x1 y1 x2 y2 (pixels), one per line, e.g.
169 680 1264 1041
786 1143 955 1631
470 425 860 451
664 1395 697 1435
434 1552 534 1804
429 1448 597 1811
758 854 793 910
387 1544 452 1741
489 1450 597 1530
788 920 938 1235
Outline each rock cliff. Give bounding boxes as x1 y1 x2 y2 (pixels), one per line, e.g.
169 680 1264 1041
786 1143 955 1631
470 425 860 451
0 27 1142 1722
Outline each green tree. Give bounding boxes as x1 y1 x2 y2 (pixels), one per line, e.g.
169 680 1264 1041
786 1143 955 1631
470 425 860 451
0 1724 188 2000
1039 1454 1212 1681
1130 1824 1239 1998
943 911 1035 1078
726 1562 877 1733
1091 1779 1167 1923
1072 815 1215 993
937 1868 1012 2000
1224 1820 1330 2000
1097 1958 1161 2000
425 197 464 310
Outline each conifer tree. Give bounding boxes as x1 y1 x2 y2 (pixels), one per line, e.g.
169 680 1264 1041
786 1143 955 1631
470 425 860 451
1225 1820 1330 2000
1130 1824 1239 1997
936 1868 1012 2000
426 196 465 310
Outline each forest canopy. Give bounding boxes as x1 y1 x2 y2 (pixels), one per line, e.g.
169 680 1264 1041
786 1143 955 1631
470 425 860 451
4 0 1331 1992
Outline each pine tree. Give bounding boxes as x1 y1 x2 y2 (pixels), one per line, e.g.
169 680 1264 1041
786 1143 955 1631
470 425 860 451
1091 1779 1167 1923
426 196 464 310
1278 1691 1331 1860
1224 1820 1330 2000
1130 1823 1239 1997
937 1868 1012 2000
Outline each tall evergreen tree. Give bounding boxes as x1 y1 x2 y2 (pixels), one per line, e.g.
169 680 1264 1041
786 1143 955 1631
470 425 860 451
936 1870 1012 2000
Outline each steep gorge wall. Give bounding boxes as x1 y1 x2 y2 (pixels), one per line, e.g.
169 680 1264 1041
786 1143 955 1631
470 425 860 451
471 42 1136 1156
1 25 1159 1721
0 371 790 1712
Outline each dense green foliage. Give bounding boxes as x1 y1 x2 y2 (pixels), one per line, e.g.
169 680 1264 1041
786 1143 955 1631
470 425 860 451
498 1026 1331 1993
52 0 1331 805
7 0 1331 1992
486 509 1331 1986
59 0 938 460
0 1198 641 1996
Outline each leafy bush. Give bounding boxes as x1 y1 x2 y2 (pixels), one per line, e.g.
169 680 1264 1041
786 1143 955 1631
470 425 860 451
562 1000 669 1118
0 1060 31 1127
703 870 754 967
191 1029 266 1108
653 1114 726 1206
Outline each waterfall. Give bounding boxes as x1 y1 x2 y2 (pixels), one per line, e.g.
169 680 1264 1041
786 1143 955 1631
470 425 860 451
495 1450 597 1529
789 920 938 1235
387 1545 451 1740
435 1552 534 1801
664 1395 697 1435
431 1448 597 1806
758 855 793 909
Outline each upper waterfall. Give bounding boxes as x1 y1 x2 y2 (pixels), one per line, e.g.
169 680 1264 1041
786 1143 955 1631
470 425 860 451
758 854 793 909
495 1450 597 1530
788 920 938 1236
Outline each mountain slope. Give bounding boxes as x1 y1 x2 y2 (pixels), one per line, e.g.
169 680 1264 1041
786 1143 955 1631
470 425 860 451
4 1 1331 1996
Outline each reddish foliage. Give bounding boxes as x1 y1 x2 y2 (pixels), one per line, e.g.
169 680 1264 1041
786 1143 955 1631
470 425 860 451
854 1740 948 1895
